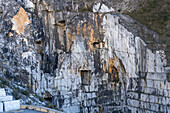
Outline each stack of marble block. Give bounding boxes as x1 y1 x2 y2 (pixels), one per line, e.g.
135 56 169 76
0 88 20 112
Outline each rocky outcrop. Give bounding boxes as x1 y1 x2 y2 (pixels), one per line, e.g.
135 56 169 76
0 0 169 113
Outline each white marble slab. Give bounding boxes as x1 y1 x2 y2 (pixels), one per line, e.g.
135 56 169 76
0 88 6 96
4 100 20 112
0 96 13 102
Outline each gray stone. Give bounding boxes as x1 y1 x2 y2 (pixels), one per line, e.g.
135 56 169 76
4 100 20 112
0 96 13 102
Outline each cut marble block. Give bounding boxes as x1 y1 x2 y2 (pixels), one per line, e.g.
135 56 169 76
0 102 3 112
0 96 13 102
0 88 6 96
4 100 20 112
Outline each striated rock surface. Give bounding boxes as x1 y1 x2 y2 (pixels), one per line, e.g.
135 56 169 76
0 0 169 113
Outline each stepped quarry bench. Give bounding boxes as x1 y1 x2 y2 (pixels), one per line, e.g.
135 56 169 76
0 88 20 112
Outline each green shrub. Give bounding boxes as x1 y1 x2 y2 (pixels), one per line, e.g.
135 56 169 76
125 0 170 44
25 101 31 105
0 77 10 87
79 6 92 12
47 104 55 109
38 96 45 102
150 0 157 8
20 89 30 97
12 90 21 100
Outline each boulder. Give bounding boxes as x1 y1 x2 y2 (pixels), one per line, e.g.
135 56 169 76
0 96 13 102
3 100 20 112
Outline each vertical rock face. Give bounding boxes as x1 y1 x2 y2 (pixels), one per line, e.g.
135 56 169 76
0 0 169 113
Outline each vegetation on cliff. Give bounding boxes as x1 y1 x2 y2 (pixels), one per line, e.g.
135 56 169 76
126 0 170 64
126 0 170 45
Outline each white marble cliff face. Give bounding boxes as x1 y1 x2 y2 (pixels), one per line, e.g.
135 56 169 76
0 0 169 113
103 14 167 77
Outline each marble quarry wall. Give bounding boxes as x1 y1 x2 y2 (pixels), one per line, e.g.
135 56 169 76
0 0 169 113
